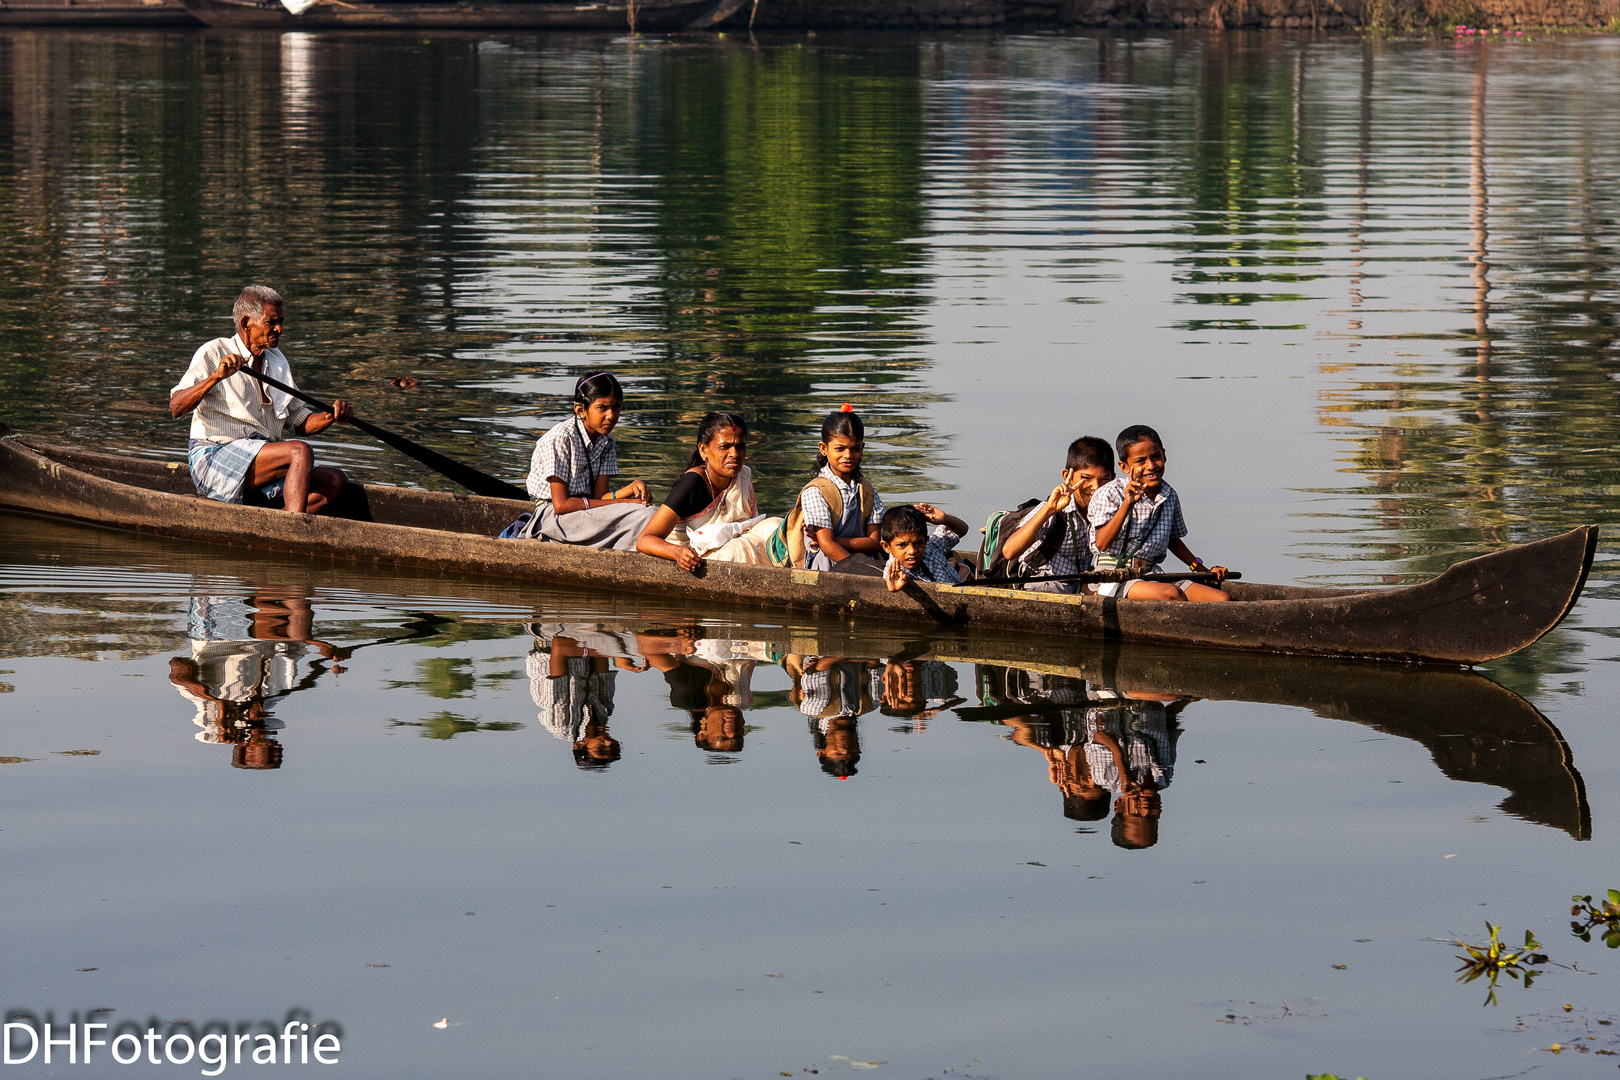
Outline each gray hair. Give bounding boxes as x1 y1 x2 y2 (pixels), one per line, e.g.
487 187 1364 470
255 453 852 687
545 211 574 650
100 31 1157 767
233 285 284 324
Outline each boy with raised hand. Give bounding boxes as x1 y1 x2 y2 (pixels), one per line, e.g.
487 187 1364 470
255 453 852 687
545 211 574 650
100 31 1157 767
881 504 972 592
999 435 1115 594
1088 424 1230 603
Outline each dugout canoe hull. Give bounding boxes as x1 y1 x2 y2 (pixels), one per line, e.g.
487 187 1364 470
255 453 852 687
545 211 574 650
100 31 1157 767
180 0 746 30
0 434 1596 666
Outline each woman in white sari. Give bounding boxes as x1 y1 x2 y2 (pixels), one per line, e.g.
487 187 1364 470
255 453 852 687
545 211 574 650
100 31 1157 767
636 411 782 571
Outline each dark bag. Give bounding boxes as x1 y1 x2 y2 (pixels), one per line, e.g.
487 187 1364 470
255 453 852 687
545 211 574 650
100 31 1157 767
978 500 1068 580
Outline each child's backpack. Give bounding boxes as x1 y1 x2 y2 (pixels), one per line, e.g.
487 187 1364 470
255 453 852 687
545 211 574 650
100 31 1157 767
979 499 1069 580
767 478 875 569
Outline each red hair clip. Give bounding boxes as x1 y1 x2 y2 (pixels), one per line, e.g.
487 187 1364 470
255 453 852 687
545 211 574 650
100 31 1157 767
840 403 854 413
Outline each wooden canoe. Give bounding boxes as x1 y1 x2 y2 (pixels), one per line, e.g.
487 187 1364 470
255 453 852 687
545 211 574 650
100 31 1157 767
0 0 199 26
0 432 1596 666
180 0 746 30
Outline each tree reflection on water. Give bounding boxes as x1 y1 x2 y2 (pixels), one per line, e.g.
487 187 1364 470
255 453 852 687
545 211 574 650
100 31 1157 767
1 32 1618 602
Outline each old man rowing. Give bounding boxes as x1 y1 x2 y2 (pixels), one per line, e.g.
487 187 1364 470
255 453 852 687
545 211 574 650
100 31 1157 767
169 285 354 514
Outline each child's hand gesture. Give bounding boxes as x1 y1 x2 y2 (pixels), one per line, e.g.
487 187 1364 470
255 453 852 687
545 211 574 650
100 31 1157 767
1121 469 1148 508
1042 482 1071 517
914 503 944 526
615 480 650 504
884 557 908 593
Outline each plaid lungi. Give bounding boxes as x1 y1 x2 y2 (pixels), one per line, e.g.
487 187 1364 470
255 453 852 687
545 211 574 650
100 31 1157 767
187 439 283 504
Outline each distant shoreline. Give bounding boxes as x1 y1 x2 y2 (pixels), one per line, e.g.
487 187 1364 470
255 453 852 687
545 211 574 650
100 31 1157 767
1 0 1615 33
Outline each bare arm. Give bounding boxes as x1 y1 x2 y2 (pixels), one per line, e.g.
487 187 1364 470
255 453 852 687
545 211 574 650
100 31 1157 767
914 504 968 538
1092 478 1144 553
293 400 352 437
169 354 243 418
550 473 651 516
816 524 882 562
1169 537 1226 581
1000 484 1068 562
812 526 852 564
846 525 883 555
549 477 610 516
636 504 703 573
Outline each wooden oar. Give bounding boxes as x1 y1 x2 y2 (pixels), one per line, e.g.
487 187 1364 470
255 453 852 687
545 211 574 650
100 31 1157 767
234 365 529 501
972 569 1241 590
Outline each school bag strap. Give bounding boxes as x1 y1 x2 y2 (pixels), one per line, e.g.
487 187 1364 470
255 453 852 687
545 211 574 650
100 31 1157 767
767 477 851 569
1094 498 1167 572
1022 507 1070 570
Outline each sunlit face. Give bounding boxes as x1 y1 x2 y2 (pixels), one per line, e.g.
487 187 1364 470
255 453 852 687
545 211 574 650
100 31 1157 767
1063 464 1114 510
577 731 621 762
574 395 622 439
819 434 864 481
1120 438 1167 495
697 706 743 753
882 531 927 571
821 722 858 764
238 305 284 357
700 426 747 479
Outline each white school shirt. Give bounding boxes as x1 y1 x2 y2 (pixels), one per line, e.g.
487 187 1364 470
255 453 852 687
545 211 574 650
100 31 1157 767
171 335 313 445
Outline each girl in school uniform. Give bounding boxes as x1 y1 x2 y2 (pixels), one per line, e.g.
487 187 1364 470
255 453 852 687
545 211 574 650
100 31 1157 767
636 411 783 571
796 406 886 572
521 372 655 550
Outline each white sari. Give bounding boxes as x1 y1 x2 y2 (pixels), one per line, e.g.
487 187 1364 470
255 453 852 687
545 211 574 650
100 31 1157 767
669 465 782 565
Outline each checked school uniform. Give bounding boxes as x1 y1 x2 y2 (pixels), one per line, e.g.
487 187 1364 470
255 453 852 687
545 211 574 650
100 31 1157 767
172 335 317 504
800 467 885 572
526 648 617 744
1086 479 1188 598
883 523 965 586
521 416 653 551
1014 501 1094 594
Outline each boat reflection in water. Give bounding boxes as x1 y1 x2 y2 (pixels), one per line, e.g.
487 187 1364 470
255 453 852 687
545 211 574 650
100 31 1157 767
785 655 882 777
965 666 1190 848
525 622 637 770
645 633 768 759
147 562 1586 841
166 589 345 770
957 645 1591 843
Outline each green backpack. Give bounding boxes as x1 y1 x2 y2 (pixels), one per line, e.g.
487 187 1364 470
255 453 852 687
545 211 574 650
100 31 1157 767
767 477 875 569
979 499 1068 580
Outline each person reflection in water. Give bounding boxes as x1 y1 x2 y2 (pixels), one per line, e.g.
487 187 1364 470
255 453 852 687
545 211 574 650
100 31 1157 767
527 624 641 770
638 629 764 756
1083 691 1188 850
782 654 882 778
166 589 343 770
879 657 964 733
990 670 1113 824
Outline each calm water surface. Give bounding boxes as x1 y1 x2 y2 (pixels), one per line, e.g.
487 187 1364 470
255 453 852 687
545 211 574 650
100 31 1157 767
3 26 1620 1079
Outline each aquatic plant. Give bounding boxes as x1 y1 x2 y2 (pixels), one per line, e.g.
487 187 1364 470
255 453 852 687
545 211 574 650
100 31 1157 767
1570 890 1620 948
1455 923 1548 1006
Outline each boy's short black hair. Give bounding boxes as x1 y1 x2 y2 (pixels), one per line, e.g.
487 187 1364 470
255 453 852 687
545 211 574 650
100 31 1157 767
1063 791 1111 821
880 505 929 545
1065 436 1114 473
1115 425 1165 462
